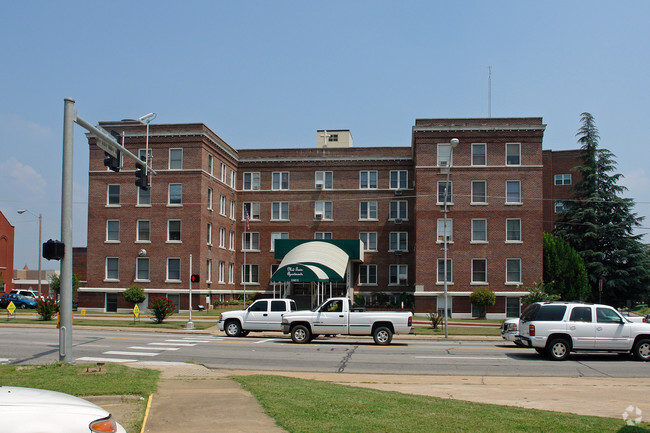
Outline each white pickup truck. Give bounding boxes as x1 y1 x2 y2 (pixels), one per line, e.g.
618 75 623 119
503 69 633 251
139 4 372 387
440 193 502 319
281 297 413 345
218 298 297 337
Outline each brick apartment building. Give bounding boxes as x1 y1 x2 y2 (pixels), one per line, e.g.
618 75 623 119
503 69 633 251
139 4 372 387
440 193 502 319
79 117 579 316
0 210 15 292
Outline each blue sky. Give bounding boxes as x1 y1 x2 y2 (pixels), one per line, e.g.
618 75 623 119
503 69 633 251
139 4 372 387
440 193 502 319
1 1 649 269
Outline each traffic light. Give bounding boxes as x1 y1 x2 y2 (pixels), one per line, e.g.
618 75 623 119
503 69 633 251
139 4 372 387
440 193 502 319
43 239 65 261
103 151 121 172
191 274 200 283
135 158 149 191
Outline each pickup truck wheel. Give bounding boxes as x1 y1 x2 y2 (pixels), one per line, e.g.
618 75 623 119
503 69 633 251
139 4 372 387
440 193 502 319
633 339 650 362
546 338 571 361
291 325 311 344
373 326 393 345
225 320 242 337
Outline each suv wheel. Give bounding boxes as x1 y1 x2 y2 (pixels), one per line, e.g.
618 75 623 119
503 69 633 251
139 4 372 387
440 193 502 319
546 337 571 361
633 338 650 362
225 320 242 337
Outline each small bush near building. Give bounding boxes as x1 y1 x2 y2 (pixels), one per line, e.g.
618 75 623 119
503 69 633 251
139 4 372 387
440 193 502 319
36 296 59 321
149 296 175 324
123 285 146 306
427 312 444 329
469 286 496 319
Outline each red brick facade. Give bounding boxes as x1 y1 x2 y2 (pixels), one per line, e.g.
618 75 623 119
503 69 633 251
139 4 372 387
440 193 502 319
0 210 15 292
79 118 579 317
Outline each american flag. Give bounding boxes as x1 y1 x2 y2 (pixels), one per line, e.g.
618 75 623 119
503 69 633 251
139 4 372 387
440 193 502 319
244 206 250 231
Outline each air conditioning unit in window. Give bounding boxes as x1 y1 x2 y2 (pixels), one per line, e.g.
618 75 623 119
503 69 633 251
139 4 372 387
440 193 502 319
394 218 403 224
315 213 323 220
394 189 403 196
394 250 402 256
439 160 448 167
399 276 408 284
315 182 323 189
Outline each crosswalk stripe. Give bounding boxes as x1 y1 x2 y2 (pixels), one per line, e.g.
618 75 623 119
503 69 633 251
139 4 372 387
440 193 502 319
104 351 159 357
150 342 195 346
165 339 204 343
130 346 180 351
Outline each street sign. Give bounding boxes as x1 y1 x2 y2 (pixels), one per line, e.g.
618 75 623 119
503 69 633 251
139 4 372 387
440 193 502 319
133 304 140 318
7 301 16 315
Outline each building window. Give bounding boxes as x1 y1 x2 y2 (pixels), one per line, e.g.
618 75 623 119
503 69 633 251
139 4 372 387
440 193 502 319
208 154 214 176
472 259 487 284
168 183 182 205
389 201 407 220
471 143 486 166
218 261 225 283
106 220 120 242
437 143 453 167
169 149 183 170
167 258 181 281
506 143 521 165
554 174 572 185
437 219 453 242
243 172 260 190
230 200 236 220
230 169 236 189
207 188 213 211
471 181 487 204
243 202 260 220
137 187 150 206
359 201 378 220
389 264 408 285
315 171 333 189
390 171 408 189
359 264 377 285
506 258 522 284
136 257 150 281
243 232 260 250
107 184 120 206
228 263 234 284
314 232 332 240
229 231 235 251
242 264 259 284
554 200 565 213
328 134 338 142
207 223 212 245
220 163 227 183
315 201 332 220
271 232 289 251
471 219 487 242
272 172 289 190
105 257 119 281
217 195 224 215
272 202 289 220
506 297 521 318
437 181 453 204
359 232 377 251
437 259 452 283
389 232 408 251
506 219 522 242
168 220 181 242
219 227 225 248
137 220 150 242
359 171 377 189
505 181 521 204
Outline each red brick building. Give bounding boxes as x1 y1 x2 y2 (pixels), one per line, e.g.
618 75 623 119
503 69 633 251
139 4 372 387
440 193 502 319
79 118 579 316
0 210 15 292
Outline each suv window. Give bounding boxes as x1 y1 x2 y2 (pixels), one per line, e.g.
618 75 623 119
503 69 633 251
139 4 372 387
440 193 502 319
248 300 268 312
271 301 287 312
569 307 592 322
596 308 622 323
523 304 567 322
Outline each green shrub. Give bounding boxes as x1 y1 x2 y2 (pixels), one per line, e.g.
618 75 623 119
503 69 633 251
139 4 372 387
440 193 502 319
36 296 59 321
149 296 176 323
469 286 496 318
123 285 146 305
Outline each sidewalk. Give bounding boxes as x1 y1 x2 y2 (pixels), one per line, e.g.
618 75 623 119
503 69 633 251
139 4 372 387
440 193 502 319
130 363 650 433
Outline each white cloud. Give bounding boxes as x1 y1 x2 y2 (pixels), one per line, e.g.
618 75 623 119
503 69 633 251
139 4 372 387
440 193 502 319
0 157 47 195
0 114 56 142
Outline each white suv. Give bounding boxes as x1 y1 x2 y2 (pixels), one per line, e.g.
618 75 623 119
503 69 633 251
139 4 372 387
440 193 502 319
518 301 650 361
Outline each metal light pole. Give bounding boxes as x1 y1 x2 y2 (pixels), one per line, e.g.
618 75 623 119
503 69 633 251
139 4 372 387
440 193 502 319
17 210 42 297
442 138 459 339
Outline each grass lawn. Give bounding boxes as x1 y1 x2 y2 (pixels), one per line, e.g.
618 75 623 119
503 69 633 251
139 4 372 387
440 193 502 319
0 363 159 433
233 375 649 433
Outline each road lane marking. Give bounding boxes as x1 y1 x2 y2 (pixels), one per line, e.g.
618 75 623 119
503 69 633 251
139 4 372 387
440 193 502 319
130 346 180 351
76 357 136 363
255 339 280 344
164 339 203 343
150 342 196 346
415 356 507 360
103 351 159 357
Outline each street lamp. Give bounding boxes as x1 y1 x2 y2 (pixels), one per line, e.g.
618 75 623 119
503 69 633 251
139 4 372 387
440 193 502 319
441 138 459 338
17 209 42 297
138 113 156 172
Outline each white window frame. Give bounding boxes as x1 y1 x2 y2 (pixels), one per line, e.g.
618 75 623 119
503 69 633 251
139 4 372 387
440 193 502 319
359 171 378 189
242 264 259 284
167 258 181 282
137 186 151 207
136 257 150 282
506 143 521 166
315 171 333 189
220 163 227 183
271 232 289 251
107 184 120 206
471 180 487 204
437 218 453 243
208 154 214 176
106 220 120 242
437 181 453 205
389 200 408 220
436 259 453 284
315 201 332 220
228 263 234 284
389 264 408 286
207 188 213 211
389 170 408 189
471 143 486 166
471 258 488 284
229 231 235 251
506 258 522 284
243 202 260 220
243 232 260 251
359 201 378 220
169 148 183 170
314 232 332 240
230 200 236 220
272 172 289 190
219 227 226 249
168 183 182 205
243 172 260 191
359 264 377 285
359 232 377 251
505 180 522 204
506 218 522 243
218 261 225 284
554 200 565 213
272 202 289 221
219 195 226 216
167 220 181 242
471 219 487 243
105 257 119 281
206 222 212 246
230 169 236 189
136 220 151 243
389 232 408 252
437 143 453 167
554 174 572 185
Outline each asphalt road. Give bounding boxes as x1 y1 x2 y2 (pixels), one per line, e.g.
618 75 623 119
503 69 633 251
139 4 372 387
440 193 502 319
1 327 649 377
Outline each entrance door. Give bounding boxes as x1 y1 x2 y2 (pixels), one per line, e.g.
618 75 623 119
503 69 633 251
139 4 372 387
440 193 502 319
106 293 118 313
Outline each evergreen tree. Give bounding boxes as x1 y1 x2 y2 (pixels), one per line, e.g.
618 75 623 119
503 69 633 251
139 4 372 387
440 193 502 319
542 233 589 301
555 113 650 306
